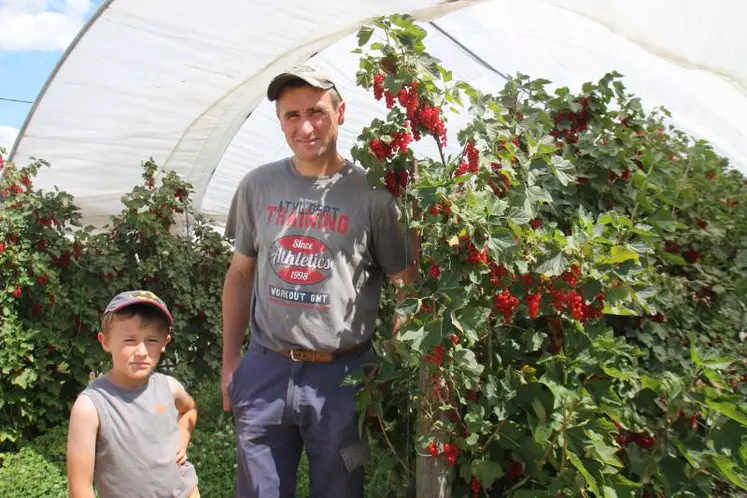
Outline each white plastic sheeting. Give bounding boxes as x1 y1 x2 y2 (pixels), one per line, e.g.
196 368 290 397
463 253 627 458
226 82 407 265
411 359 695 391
9 0 747 228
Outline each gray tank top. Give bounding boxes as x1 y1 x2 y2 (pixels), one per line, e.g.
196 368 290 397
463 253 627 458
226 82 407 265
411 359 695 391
82 372 198 498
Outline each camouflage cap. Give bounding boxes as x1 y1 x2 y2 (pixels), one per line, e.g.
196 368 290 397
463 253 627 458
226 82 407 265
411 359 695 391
266 64 340 101
103 290 173 326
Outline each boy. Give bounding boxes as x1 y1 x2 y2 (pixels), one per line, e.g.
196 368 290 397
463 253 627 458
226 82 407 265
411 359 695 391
66 290 199 498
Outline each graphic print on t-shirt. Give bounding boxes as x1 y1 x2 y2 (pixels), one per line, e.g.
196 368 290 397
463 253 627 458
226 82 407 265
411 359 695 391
265 199 350 310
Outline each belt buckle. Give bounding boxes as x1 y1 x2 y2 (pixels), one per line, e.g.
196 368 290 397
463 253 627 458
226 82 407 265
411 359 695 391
289 349 304 362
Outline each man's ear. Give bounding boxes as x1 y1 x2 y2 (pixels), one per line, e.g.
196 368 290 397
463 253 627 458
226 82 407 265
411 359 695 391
97 332 111 353
337 101 346 125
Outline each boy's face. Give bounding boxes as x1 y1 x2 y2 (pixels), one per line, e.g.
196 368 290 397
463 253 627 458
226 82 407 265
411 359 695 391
98 315 171 386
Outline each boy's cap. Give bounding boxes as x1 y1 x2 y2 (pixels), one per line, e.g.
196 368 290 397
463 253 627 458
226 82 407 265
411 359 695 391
103 290 173 326
267 65 339 101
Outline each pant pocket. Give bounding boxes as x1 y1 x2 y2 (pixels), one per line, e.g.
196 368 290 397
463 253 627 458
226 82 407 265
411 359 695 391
339 439 370 472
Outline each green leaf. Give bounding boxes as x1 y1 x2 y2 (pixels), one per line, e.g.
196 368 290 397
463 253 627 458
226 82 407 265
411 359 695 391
602 304 638 316
357 26 374 46
474 460 504 489
602 366 634 380
453 349 484 377
603 485 620 498
11 369 36 389
532 398 547 425
508 206 532 225
648 208 678 232
487 231 517 253
604 285 631 303
641 376 662 391
605 246 640 264
703 357 734 370
397 325 427 351
452 307 491 344
712 455 747 491
660 251 687 265
568 452 600 496
689 335 702 367
535 251 567 277
705 400 747 426
549 155 575 186
526 185 553 205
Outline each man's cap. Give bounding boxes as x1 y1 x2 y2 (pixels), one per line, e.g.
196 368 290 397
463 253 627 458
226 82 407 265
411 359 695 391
103 290 174 326
267 65 340 101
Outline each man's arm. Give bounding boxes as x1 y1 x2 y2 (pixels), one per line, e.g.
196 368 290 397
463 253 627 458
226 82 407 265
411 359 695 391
66 395 99 498
167 376 198 464
221 251 256 411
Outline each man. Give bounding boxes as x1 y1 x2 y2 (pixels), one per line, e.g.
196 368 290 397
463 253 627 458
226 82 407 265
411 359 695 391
221 65 417 498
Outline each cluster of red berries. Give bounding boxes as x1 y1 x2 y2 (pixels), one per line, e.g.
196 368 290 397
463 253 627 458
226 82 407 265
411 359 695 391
424 344 444 365
489 262 509 285
466 241 488 265
1 183 24 197
427 201 452 218
383 168 410 198
368 130 413 161
425 441 460 466
455 140 480 177
488 172 510 198
526 292 541 318
609 167 632 183
615 429 656 451
552 288 604 322
567 290 584 321
470 477 481 497
664 241 702 263
507 460 525 479
466 141 479 171
494 290 519 324
550 96 590 145
372 75 448 147
429 261 441 280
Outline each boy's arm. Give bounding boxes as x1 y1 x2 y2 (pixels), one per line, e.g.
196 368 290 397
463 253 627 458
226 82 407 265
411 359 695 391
66 395 99 498
167 376 198 465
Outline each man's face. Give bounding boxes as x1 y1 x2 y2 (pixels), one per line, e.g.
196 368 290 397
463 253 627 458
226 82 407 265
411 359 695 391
276 86 345 163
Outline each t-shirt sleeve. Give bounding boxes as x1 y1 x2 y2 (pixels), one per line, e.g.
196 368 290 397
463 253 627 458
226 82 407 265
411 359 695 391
224 176 258 258
371 192 417 276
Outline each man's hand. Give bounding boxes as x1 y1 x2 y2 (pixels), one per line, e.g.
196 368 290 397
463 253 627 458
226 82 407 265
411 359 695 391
222 252 256 412
221 357 240 411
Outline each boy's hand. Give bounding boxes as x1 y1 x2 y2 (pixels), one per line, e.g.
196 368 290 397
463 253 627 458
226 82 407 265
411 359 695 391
176 429 191 465
167 376 198 466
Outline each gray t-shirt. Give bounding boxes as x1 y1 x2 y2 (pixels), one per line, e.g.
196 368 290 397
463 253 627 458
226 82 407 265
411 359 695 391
81 372 198 498
225 157 414 352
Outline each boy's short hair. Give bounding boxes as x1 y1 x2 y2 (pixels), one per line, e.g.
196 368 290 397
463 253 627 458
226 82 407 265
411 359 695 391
101 290 173 334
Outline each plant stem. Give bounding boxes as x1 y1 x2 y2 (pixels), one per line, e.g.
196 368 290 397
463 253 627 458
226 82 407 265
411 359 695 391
501 476 530 497
378 411 411 473
480 418 507 453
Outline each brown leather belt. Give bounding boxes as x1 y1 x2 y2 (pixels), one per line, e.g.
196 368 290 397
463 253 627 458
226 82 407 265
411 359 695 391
273 339 372 363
